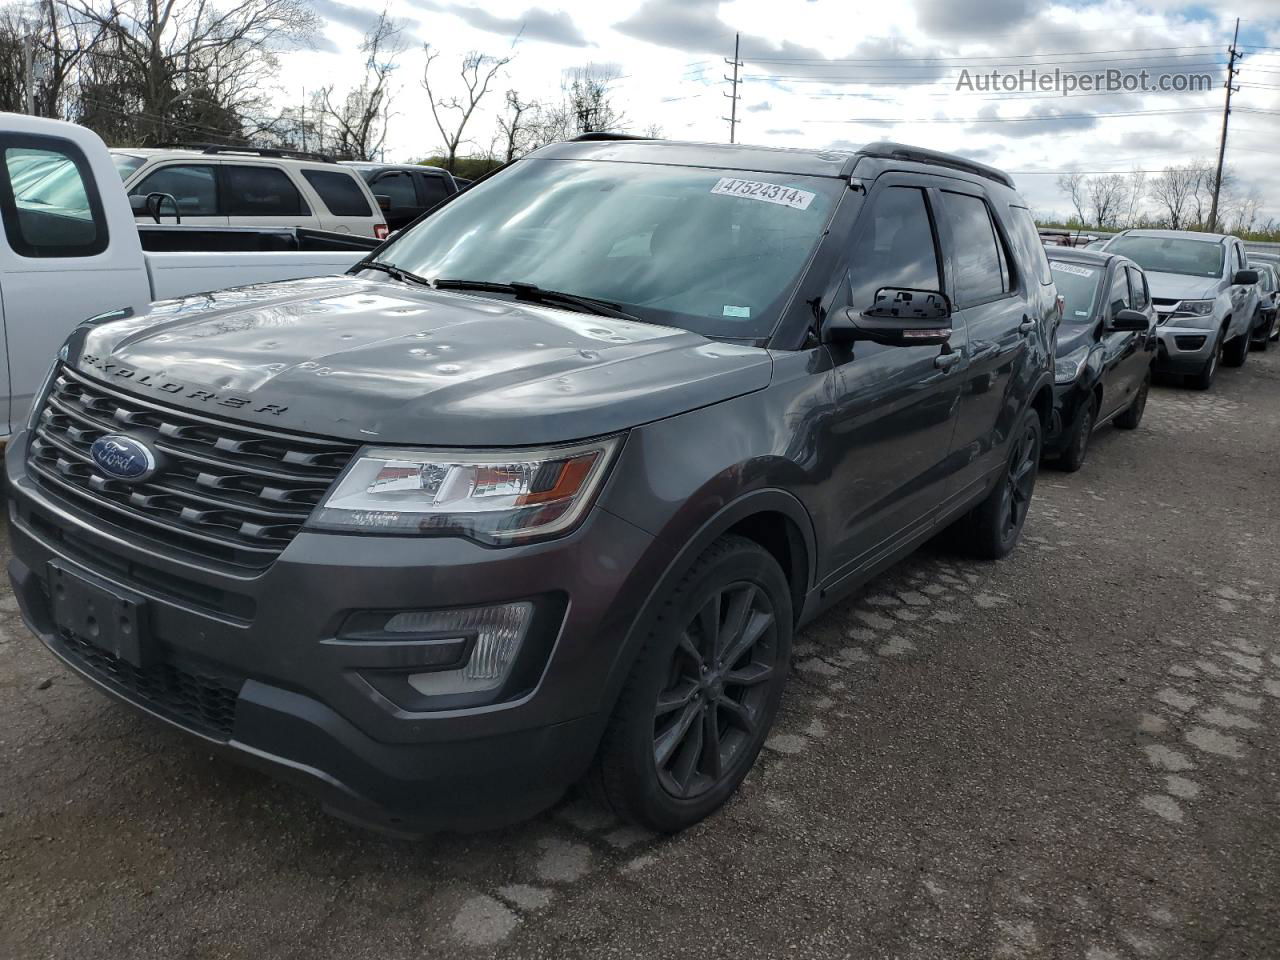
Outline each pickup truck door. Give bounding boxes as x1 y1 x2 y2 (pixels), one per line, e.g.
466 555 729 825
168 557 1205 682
0 129 151 434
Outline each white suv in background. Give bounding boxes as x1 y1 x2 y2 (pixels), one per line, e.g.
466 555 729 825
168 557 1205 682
111 145 389 239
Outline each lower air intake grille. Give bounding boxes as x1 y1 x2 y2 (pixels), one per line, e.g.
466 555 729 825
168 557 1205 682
60 630 241 739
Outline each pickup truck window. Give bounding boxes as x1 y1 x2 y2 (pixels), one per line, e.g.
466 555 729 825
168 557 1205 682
301 169 372 217
224 165 308 217
376 158 842 339
375 171 417 210
419 174 451 208
130 164 218 216
1104 236 1223 279
1 138 107 258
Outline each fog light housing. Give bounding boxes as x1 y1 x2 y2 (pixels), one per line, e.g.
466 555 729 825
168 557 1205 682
386 602 533 696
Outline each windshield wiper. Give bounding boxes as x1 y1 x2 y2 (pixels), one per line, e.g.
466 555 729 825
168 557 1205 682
357 260 432 288
433 279 643 322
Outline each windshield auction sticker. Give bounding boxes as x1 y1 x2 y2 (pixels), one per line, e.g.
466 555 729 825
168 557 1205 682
711 177 815 210
1050 261 1096 278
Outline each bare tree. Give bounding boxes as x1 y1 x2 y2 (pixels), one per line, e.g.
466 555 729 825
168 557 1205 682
565 62 626 134
1056 172 1088 226
314 9 403 160
59 0 318 145
1148 163 1200 229
1087 174 1127 229
422 44 512 172
495 88 535 163
1123 169 1146 229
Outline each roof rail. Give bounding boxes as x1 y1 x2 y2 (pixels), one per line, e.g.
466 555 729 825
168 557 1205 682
858 141 1015 189
154 142 339 164
570 132 657 142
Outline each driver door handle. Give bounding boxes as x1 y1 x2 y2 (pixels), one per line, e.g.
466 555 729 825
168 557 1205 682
1018 318 1036 334
934 352 962 371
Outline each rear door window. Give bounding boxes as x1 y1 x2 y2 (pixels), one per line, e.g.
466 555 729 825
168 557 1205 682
130 163 219 216
223 165 309 217
2 138 108 258
301 169 372 217
942 191 1010 305
847 185 943 312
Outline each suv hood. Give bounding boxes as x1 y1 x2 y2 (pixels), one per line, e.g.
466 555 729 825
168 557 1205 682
72 277 773 445
1144 271 1222 302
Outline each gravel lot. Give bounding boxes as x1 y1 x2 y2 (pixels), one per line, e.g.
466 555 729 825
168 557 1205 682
3 348 1280 960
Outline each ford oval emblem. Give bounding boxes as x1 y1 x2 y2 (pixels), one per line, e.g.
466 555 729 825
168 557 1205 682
89 435 158 482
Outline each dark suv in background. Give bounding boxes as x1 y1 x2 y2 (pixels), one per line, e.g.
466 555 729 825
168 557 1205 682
8 138 1056 834
342 161 459 232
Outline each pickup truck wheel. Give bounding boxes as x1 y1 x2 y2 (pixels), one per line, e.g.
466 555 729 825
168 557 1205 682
1222 329 1249 368
957 408 1042 560
587 535 792 832
1187 333 1221 391
1055 396 1096 473
1114 371 1150 430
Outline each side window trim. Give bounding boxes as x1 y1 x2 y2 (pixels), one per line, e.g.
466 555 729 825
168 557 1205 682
0 132 110 259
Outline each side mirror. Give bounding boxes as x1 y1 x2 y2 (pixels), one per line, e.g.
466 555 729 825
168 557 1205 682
1233 269 1259 285
374 194 392 212
1109 308 1150 332
826 287 953 347
129 194 149 216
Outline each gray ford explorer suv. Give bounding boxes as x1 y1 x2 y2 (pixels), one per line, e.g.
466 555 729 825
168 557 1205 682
7 138 1057 834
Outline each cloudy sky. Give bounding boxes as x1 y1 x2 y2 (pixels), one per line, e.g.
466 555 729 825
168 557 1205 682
282 0 1280 221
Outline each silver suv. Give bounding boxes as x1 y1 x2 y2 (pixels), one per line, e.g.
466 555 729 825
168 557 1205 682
1103 229 1260 390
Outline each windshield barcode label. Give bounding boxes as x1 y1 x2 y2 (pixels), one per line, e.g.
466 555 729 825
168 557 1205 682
711 178 815 210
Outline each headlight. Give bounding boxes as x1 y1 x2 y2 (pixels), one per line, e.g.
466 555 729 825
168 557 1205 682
1055 348 1089 384
308 436 621 543
1171 299 1214 318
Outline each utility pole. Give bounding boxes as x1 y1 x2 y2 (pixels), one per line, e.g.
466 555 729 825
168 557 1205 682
1208 17 1241 233
23 33 35 115
723 33 741 144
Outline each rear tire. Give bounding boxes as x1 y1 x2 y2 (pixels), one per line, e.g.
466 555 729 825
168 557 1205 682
587 535 792 832
1055 396 1095 473
1114 371 1150 430
956 408 1042 561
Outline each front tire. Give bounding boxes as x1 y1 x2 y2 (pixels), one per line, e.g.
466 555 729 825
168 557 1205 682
1188 332 1221 390
588 535 793 832
1055 396 1096 473
957 407 1042 560
1222 328 1249 368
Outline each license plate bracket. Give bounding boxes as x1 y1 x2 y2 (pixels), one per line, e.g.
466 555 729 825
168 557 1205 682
48 561 154 669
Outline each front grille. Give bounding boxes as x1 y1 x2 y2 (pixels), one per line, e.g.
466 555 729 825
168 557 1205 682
1152 297 1180 307
28 365 358 570
60 629 241 739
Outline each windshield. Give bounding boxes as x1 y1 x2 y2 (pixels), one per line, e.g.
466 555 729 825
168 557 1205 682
112 153 144 180
1048 259 1103 322
374 157 843 338
1105 235 1223 279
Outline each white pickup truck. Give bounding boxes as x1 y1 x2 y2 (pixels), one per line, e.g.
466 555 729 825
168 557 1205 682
0 114 373 439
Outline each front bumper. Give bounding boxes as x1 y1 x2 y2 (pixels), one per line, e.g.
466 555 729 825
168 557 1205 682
1155 324 1216 374
6 434 657 832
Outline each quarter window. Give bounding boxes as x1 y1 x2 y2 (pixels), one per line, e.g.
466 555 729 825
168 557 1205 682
1 138 108 258
1108 269 1131 315
942 191 1010 305
1127 267 1149 309
847 186 942 312
130 163 219 217
301 169 372 217
223 165 308 217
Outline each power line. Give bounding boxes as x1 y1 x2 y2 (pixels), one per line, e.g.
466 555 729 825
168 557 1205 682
743 44 1224 64
806 106 1226 124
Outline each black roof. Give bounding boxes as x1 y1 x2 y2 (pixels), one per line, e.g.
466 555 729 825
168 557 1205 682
533 137 1016 189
